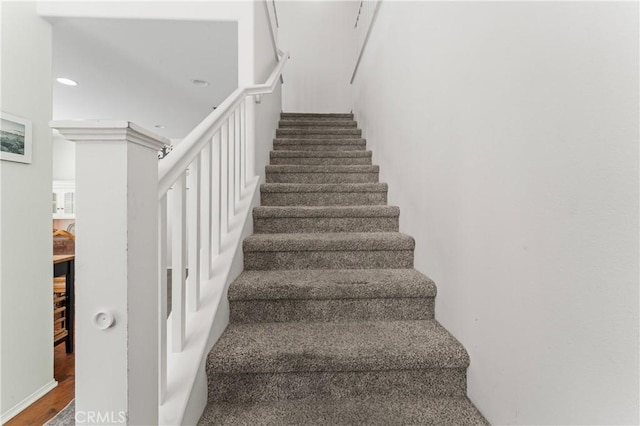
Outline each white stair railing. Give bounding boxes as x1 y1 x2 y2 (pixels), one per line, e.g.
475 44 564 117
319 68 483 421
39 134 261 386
351 0 382 84
52 50 288 425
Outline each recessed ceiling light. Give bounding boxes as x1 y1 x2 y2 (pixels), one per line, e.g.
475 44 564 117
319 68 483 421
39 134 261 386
56 77 78 86
192 79 209 87
154 124 166 129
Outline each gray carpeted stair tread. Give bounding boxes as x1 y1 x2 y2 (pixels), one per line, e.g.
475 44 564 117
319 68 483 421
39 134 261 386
278 128 361 133
228 269 436 322
201 110 487 424
198 396 489 426
271 150 372 158
270 150 373 165
228 269 435 301
207 320 469 374
279 120 357 128
261 183 387 193
281 112 354 119
243 232 414 252
253 206 398 233
273 140 367 151
253 205 398 219
260 183 388 207
265 165 379 184
229 268 436 322
274 138 366 145
277 129 362 138
266 165 379 174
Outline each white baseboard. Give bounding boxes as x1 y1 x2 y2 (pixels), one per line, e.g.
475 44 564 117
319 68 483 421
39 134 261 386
1 379 58 424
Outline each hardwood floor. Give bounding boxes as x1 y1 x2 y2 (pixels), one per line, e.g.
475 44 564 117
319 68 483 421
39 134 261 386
6 344 74 426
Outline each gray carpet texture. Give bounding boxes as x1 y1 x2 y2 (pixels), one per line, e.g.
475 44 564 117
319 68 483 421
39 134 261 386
273 139 367 151
260 183 388 206
201 112 488 424
279 119 358 127
199 396 489 426
269 150 373 165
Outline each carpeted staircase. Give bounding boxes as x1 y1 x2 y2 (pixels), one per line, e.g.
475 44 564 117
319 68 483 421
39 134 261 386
199 113 489 425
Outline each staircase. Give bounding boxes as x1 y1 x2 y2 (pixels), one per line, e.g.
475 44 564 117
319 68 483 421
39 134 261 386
199 113 488 425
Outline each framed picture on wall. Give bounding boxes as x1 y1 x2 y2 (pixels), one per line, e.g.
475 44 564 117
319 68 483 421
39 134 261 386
0 112 33 164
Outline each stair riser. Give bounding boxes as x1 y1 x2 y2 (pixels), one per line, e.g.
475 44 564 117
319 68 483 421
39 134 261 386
208 369 466 403
261 192 387 206
270 156 372 165
276 131 362 139
254 216 399 233
281 113 354 120
200 397 489 425
244 250 414 270
273 143 366 151
230 298 434 323
266 172 379 184
279 121 357 128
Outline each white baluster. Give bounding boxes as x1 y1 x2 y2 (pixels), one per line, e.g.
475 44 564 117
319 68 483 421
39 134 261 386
187 158 201 312
235 107 241 202
241 99 247 190
170 174 186 352
212 133 222 255
200 142 212 280
158 195 167 403
222 121 229 235
229 112 236 216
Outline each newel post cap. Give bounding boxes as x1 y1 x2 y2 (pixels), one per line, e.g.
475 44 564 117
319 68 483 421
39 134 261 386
50 120 169 151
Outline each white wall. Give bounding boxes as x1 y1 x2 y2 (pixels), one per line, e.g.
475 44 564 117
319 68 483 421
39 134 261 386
40 0 280 179
0 1 55 421
253 0 281 182
278 1 357 113
42 2 245 183
352 2 639 425
52 18 238 139
39 1 254 85
52 132 75 180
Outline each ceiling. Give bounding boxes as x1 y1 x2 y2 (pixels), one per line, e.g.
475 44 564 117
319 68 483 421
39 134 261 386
52 17 238 138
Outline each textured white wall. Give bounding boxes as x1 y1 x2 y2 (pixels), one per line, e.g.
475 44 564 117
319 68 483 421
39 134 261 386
278 1 358 113
0 1 55 421
352 2 639 425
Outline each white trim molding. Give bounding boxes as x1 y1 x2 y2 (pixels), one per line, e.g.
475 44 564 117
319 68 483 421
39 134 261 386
1 380 58 423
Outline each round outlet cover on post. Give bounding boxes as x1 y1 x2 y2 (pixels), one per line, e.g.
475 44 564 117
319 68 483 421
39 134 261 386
94 311 115 330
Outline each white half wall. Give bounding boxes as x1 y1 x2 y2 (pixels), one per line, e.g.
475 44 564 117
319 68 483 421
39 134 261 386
352 2 639 425
278 1 358 113
0 1 55 421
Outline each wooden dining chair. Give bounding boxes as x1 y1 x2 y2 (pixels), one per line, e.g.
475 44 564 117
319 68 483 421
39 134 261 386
53 229 75 348
53 276 69 347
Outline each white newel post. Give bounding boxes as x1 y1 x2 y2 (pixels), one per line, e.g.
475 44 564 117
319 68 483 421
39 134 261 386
51 121 168 425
